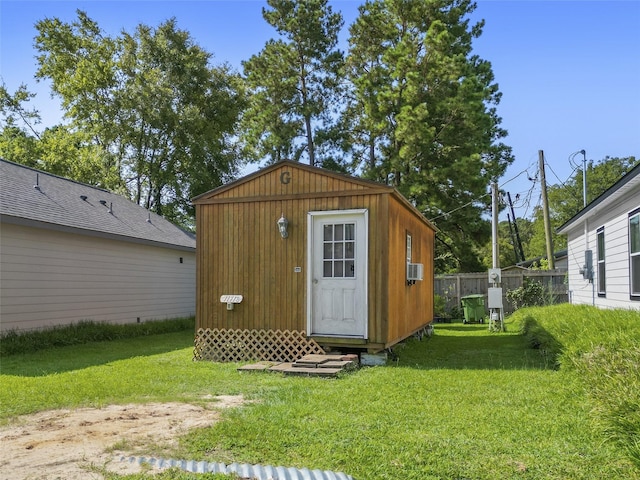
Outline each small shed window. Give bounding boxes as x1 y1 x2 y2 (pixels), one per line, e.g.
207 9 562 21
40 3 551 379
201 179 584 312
597 227 605 296
323 223 356 278
630 209 640 299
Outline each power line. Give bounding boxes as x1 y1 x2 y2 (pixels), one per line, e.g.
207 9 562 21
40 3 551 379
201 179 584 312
545 159 580 189
428 164 541 224
428 192 490 222
498 168 528 189
545 161 564 185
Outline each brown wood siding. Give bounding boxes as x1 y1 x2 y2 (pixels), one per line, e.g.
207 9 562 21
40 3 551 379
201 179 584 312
371 193 389 345
195 162 434 350
385 196 434 346
196 165 387 343
207 165 371 201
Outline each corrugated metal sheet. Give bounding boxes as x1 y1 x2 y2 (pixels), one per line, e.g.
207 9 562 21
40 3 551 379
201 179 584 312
121 456 355 480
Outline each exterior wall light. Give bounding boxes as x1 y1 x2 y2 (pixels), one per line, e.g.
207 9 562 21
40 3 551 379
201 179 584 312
277 214 289 238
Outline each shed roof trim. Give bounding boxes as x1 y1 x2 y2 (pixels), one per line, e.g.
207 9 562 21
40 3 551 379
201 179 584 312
192 160 436 231
192 160 394 202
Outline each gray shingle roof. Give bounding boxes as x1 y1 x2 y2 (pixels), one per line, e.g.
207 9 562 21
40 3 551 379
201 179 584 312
0 159 195 251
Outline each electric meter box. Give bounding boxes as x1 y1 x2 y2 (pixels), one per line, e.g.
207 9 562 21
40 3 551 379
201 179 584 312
488 268 501 284
487 287 503 309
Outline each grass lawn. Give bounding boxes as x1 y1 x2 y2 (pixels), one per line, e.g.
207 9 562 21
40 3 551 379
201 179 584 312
1 317 638 479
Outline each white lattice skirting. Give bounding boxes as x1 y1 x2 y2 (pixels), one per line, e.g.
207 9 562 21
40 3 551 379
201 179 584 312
193 328 325 363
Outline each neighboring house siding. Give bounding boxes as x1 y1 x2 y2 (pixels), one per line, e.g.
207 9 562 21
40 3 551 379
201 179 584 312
606 210 632 302
564 194 640 310
1 223 195 332
566 231 590 305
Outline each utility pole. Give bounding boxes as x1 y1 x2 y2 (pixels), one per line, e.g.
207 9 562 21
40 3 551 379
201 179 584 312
507 192 525 263
491 182 500 269
539 150 555 269
581 149 587 207
507 213 519 263
488 182 504 331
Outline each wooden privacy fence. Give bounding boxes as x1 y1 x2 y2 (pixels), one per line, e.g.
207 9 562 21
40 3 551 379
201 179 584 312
434 270 568 316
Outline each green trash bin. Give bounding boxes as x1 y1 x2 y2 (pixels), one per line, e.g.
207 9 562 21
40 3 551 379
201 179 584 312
461 294 485 324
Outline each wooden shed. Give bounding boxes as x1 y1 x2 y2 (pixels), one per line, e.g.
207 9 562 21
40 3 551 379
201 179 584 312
192 161 435 360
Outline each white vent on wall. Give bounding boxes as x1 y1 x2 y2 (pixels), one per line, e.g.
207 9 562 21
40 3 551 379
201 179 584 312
407 263 424 281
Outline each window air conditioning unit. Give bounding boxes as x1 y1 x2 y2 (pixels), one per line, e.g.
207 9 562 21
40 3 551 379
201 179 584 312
407 263 424 281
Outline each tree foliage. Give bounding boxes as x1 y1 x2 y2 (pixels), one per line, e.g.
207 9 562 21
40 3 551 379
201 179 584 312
477 217 534 269
31 10 245 227
0 84 42 141
488 156 639 268
242 0 345 167
13 4 634 275
526 156 638 259
0 85 41 168
346 0 513 272
0 84 116 188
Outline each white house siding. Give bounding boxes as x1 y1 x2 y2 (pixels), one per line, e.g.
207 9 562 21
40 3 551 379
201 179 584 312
566 229 590 305
0 223 196 332
565 194 640 310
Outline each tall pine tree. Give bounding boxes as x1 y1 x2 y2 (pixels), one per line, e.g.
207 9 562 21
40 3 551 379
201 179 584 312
242 0 345 166
347 0 513 272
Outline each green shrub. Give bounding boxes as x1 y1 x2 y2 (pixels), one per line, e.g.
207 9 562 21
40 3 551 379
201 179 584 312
433 293 447 317
578 345 640 467
0 317 195 356
448 305 464 320
506 279 546 309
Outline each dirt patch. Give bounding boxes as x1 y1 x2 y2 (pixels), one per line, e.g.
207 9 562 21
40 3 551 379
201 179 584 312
0 396 245 480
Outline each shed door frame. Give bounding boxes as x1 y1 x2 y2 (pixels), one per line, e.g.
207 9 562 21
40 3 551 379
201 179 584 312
307 209 368 338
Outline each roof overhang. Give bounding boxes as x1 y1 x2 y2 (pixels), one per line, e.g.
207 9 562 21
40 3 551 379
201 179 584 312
1 214 196 252
557 163 640 234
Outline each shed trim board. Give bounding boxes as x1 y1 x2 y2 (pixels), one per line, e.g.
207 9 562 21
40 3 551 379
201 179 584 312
192 188 392 204
306 209 369 339
193 160 437 232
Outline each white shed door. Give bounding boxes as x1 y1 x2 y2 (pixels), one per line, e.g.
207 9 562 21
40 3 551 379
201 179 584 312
308 210 367 338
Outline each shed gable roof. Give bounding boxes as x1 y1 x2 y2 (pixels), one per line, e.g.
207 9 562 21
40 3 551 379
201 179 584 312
192 160 436 231
0 159 195 250
192 160 393 202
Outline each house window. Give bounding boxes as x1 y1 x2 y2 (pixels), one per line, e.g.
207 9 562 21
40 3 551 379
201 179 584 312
597 227 605 296
323 223 355 278
630 209 640 299
406 233 412 263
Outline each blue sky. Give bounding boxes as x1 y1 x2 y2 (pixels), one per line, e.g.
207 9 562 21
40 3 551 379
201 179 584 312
1 0 639 221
